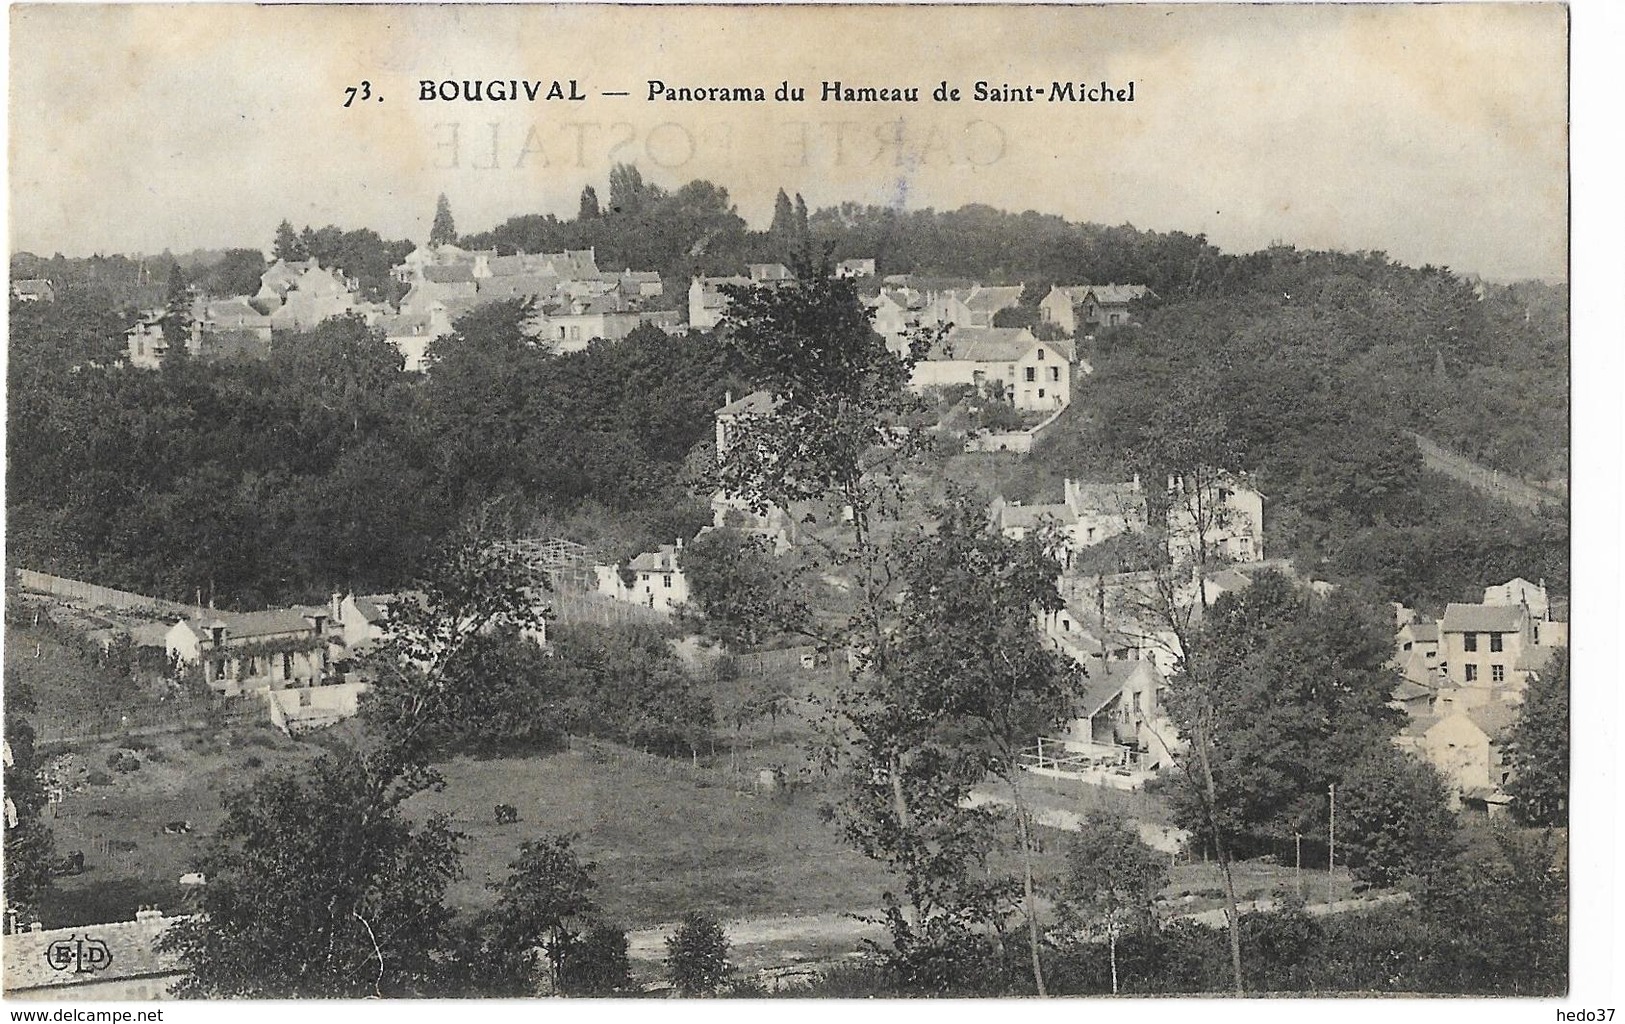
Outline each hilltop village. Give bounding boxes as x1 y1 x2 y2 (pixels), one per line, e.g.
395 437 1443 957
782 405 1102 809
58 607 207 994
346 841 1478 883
4 177 1570 999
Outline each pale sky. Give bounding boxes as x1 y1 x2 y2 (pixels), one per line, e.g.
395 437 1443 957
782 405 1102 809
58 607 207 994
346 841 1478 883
8 3 1568 281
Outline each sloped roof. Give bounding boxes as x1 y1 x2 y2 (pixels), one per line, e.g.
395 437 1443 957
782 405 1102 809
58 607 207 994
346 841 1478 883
1514 644 1558 673
179 607 321 642
1391 678 1434 702
627 545 682 573
998 502 1075 530
962 285 1024 312
424 264 476 284
1087 284 1155 305
478 274 559 301
1403 621 1440 643
1441 603 1526 633
1464 701 1519 741
1207 569 1253 593
1079 660 1158 717
924 326 1041 363
717 389 779 416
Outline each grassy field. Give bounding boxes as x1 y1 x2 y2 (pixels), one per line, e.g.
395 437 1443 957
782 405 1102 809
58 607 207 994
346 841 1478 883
407 747 894 928
31 723 323 927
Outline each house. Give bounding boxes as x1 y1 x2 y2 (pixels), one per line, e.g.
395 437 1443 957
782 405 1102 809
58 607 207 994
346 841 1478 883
990 477 1146 567
165 607 333 697
835 258 877 279
926 284 1023 328
1039 283 1156 335
537 294 676 352
1482 576 1551 620
869 290 926 354
1047 660 1177 778
1 910 183 1000
11 278 55 303
747 262 794 283
912 326 1073 411
595 541 690 614
1390 678 1436 718
688 275 751 329
1439 602 1533 692
712 390 794 548
125 311 168 369
1165 473 1265 565
1394 702 1518 814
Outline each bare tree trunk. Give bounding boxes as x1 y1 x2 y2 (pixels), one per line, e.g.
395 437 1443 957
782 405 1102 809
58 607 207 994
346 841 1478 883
1011 782 1047 997
1193 727 1244 995
1109 926 1119 995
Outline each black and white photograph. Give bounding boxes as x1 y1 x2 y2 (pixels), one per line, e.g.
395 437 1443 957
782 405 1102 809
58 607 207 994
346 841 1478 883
1 0 1609 1010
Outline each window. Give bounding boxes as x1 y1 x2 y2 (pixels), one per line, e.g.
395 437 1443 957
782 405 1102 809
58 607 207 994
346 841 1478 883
1025 367 1036 382
283 652 294 678
1050 366 1060 382
1491 664 1505 683
1534 622 1541 643
1463 632 1479 652
1038 388 1046 399
663 573 673 588
1465 664 1478 683
1036 348 1045 360
1132 692 1142 713
1490 633 1504 653
641 573 650 582
1403 641 1414 651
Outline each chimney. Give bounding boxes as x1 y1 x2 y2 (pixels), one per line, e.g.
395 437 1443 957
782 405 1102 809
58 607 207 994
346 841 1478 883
724 389 733 408
1132 473 1141 492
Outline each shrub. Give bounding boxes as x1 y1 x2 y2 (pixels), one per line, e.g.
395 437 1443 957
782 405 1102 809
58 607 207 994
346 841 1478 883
87 769 113 786
244 755 263 769
107 750 142 773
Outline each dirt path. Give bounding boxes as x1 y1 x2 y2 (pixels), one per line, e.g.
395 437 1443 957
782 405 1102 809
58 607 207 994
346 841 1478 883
627 910 886 961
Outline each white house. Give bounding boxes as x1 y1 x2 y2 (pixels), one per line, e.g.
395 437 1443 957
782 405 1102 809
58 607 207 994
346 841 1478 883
596 541 690 614
1165 473 1265 565
912 326 1074 411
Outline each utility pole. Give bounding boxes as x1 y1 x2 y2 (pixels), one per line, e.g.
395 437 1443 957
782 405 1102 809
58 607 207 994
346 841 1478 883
1295 832 1303 899
1327 783 1337 903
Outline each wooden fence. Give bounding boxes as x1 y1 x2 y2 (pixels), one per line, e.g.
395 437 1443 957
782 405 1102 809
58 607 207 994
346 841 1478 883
13 568 192 617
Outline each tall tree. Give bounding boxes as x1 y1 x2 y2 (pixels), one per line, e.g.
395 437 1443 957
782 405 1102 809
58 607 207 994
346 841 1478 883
158 749 464 997
1334 747 1459 888
272 219 305 261
485 835 600 994
1053 815 1169 994
430 193 457 247
680 527 807 655
1505 647 1568 826
793 192 811 247
160 521 547 995
768 188 795 249
161 262 192 349
577 185 601 221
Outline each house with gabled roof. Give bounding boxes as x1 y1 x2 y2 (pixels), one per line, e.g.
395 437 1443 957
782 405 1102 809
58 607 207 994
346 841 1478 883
1394 701 1518 815
1039 283 1156 335
11 278 55 303
1439 602 1532 691
165 606 333 697
595 540 690 614
927 284 1024 328
912 326 1073 411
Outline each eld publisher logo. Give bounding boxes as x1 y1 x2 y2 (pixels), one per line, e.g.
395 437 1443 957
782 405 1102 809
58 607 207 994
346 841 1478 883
43 934 112 974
